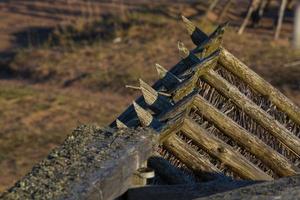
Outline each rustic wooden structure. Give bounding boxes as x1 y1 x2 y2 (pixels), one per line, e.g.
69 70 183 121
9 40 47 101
113 15 300 183
2 15 300 200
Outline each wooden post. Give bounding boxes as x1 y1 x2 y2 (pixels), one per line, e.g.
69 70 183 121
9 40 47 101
293 3 300 49
193 95 298 177
275 0 287 40
238 0 260 35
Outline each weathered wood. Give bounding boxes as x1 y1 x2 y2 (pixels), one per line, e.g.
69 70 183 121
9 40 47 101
133 101 154 127
155 63 181 89
125 179 256 200
202 70 300 159
116 119 128 129
178 41 190 59
172 53 219 102
181 16 209 46
131 163 153 187
172 77 197 102
139 79 159 106
148 156 196 185
158 116 185 143
192 25 225 59
193 95 297 177
159 91 195 121
133 102 162 131
163 134 222 181
219 48 300 126
139 79 172 112
0 126 158 200
182 118 273 180
275 0 287 40
178 41 203 68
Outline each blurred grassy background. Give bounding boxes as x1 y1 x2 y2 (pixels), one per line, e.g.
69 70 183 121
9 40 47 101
0 0 300 192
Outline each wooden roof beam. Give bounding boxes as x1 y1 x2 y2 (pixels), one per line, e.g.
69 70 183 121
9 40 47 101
219 48 300 127
163 134 222 181
192 95 298 177
202 69 300 158
182 117 273 181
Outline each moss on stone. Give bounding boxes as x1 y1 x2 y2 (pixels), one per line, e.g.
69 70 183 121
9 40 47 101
0 125 156 200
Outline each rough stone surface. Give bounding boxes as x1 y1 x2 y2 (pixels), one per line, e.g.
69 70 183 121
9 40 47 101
0 125 157 200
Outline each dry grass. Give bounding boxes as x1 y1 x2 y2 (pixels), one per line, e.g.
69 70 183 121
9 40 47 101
0 80 132 191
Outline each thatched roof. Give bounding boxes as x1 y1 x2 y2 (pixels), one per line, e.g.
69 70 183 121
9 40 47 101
112 15 300 181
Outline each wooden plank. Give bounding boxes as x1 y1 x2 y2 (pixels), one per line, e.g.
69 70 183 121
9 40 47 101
163 134 222 181
219 48 300 126
193 95 298 177
182 118 273 180
202 70 300 158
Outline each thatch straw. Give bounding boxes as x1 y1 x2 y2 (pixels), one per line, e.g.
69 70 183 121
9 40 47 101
156 145 200 182
216 65 300 138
